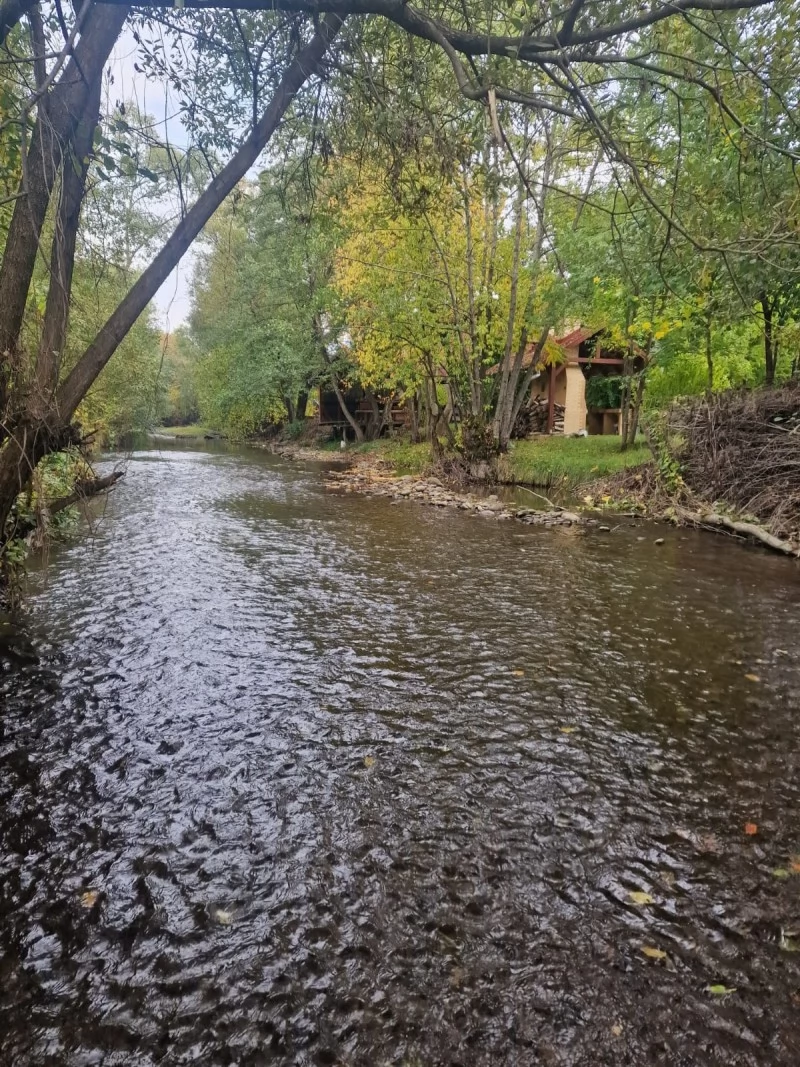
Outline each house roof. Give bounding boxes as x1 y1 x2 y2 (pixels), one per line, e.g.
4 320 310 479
554 326 598 348
485 341 544 377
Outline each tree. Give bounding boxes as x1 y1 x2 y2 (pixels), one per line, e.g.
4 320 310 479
0 0 798 577
190 163 341 434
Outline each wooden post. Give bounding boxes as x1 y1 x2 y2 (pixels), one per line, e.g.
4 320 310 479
547 364 556 433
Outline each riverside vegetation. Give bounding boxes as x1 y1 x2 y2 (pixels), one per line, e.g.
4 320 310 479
2 0 800 589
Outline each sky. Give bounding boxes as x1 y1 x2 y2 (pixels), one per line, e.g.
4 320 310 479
108 27 195 329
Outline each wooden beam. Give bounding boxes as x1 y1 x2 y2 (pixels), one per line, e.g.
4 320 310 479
547 364 556 432
577 356 624 365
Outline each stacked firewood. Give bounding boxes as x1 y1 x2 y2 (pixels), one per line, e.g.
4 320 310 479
514 397 565 437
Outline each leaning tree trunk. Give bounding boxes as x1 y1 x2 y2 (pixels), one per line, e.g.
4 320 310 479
0 14 344 542
0 4 130 430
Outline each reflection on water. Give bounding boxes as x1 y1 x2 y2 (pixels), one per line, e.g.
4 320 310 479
2 441 800 1065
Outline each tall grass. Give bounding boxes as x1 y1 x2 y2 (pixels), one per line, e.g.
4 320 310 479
508 437 651 488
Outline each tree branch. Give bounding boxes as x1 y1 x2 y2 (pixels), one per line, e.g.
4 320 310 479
57 13 345 418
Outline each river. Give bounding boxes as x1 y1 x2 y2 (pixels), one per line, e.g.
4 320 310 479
2 440 800 1066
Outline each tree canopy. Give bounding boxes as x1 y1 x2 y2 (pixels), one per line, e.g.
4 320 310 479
0 0 798 559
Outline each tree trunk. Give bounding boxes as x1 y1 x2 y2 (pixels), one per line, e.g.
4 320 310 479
0 4 130 426
57 14 343 421
34 72 103 410
626 371 646 446
409 393 420 443
363 387 381 440
704 312 714 395
296 389 309 420
329 375 364 442
491 188 525 451
620 364 631 451
509 327 550 435
0 15 344 543
0 0 36 47
761 292 776 386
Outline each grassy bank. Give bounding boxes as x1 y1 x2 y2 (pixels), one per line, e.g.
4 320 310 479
152 424 218 439
507 436 651 488
332 434 651 488
325 438 433 475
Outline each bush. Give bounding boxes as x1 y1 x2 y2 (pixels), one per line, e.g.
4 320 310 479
585 375 622 410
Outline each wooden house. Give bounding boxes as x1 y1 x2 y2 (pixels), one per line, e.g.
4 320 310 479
529 327 647 435
318 383 407 436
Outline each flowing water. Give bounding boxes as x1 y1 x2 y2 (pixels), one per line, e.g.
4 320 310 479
2 441 800 1066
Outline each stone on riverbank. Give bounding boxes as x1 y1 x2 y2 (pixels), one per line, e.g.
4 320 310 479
325 466 584 530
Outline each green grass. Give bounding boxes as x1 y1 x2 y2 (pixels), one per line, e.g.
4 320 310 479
324 432 650 487
508 435 652 488
348 438 432 474
152 424 215 438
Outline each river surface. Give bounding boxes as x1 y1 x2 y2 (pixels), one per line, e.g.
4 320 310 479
2 441 800 1066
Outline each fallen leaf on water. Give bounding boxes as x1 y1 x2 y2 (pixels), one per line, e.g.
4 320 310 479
780 931 800 952
214 909 233 925
706 984 736 996
80 890 99 909
789 856 800 873
744 673 761 683
611 1024 623 1037
511 670 525 677
691 832 721 853
641 946 667 960
363 755 376 768
773 868 790 879
744 822 758 835
628 891 655 905
559 726 577 734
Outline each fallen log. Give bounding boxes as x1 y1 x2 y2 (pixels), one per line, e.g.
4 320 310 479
49 470 124 516
677 506 800 558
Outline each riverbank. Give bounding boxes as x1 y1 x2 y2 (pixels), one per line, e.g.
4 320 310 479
150 424 226 440
270 433 651 487
325 462 585 528
272 430 800 559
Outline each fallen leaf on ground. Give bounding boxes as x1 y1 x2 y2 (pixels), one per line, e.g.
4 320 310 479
641 945 667 960
511 670 525 677
744 673 761 683
706 984 736 996
363 754 376 768
80 890 99 908
696 833 721 853
744 822 758 835
628 891 655 905
559 726 577 734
